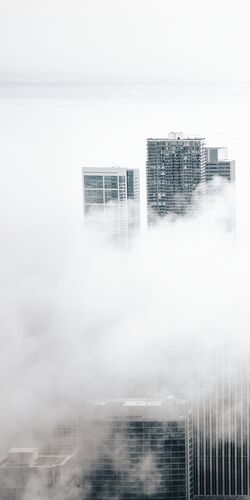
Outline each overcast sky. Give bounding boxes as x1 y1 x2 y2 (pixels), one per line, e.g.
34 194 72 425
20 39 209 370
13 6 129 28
0 0 250 83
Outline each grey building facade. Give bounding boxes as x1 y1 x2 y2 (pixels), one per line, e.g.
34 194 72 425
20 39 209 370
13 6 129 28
0 448 78 499
193 355 250 497
146 133 206 224
50 398 193 500
206 147 235 183
82 167 140 247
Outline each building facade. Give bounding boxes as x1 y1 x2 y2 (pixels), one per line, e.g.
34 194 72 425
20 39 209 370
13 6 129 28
206 147 235 183
0 448 78 499
51 398 193 500
82 167 140 247
193 353 250 496
146 133 206 224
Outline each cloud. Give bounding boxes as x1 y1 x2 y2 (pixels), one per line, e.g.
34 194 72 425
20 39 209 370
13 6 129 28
1 179 250 498
0 180 247 442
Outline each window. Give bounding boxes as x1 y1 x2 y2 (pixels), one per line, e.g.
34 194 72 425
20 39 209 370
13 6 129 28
105 190 118 203
84 175 103 189
104 176 118 189
85 189 104 204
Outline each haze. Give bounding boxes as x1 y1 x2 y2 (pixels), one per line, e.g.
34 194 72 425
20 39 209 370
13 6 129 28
0 0 250 83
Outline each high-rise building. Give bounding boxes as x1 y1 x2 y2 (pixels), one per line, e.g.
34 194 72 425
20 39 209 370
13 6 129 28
0 448 78 499
206 147 235 182
51 398 193 500
146 133 206 224
82 167 140 247
193 353 250 496
84 398 193 500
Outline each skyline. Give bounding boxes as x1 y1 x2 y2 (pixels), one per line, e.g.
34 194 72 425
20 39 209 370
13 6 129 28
0 90 250 497
2 1 250 497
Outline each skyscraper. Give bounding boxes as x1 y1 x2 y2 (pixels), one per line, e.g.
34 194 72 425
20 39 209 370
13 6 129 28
82 167 140 247
51 398 193 500
206 147 235 183
193 355 250 496
83 398 193 500
146 133 206 224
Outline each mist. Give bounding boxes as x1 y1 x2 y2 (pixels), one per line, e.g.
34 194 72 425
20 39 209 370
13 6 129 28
1 0 250 495
0 175 247 443
1 83 250 499
1 0 250 83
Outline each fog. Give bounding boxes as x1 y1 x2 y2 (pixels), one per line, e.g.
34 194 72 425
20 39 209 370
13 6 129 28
1 83 250 497
1 0 250 82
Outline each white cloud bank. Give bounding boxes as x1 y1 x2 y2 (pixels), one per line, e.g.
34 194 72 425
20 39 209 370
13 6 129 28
0 181 248 448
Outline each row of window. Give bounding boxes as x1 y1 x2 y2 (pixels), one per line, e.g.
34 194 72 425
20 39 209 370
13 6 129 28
84 175 126 190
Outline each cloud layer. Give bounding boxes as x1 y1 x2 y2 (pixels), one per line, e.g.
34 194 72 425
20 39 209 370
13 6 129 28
0 181 248 448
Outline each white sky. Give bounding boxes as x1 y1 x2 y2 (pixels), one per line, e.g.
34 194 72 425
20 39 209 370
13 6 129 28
0 0 250 83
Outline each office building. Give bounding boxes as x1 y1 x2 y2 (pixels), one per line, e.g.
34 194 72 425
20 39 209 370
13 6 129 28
82 167 140 247
85 398 193 500
205 146 236 230
146 133 206 223
193 354 250 496
0 448 78 499
206 147 235 183
52 398 193 500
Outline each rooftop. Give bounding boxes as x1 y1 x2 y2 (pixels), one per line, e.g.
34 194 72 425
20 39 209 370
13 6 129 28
0 449 75 469
147 132 205 141
82 167 138 174
147 137 205 141
86 397 190 420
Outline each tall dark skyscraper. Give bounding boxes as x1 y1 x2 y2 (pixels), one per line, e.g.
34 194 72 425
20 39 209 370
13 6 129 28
194 356 250 497
82 398 193 500
49 398 193 500
146 133 206 224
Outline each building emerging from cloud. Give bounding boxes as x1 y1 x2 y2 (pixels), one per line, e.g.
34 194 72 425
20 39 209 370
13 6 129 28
82 167 140 247
206 146 235 183
194 354 250 497
50 398 193 500
146 133 206 223
84 398 193 500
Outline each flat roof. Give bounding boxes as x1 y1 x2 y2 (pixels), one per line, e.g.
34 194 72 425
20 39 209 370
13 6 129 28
9 448 36 454
93 397 179 406
147 137 205 141
0 452 74 469
82 167 138 174
85 398 189 420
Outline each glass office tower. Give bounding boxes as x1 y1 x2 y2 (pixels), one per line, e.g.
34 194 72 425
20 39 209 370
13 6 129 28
194 355 250 496
48 399 193 500
206 147 235 182
82 398 193 500
82 167 140 247
51 398 192 500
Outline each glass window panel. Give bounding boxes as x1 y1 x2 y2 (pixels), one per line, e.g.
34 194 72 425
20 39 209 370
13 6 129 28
104 176 118 189
85 189 104 204
105 190 118 203
85 204 104 215
84 175 103 189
